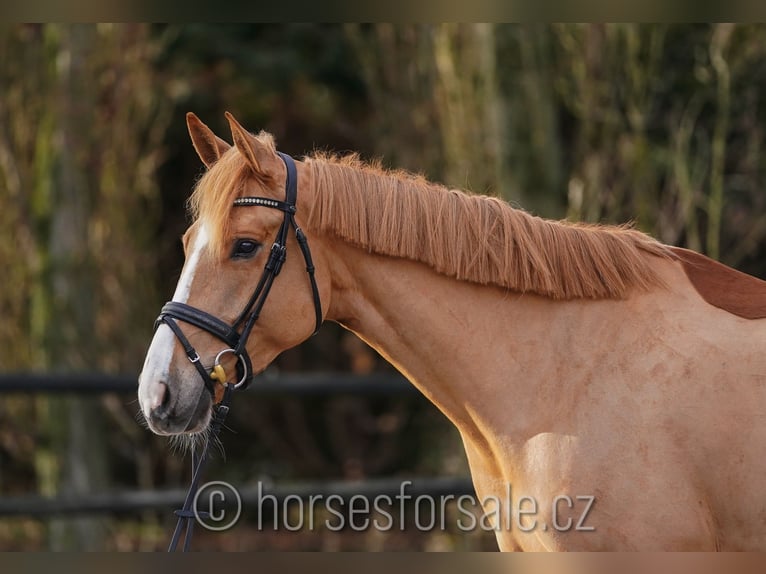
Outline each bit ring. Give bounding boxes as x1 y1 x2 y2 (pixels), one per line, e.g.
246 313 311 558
212 348 249 389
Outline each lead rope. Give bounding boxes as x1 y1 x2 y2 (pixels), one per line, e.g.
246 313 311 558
168 382 234 552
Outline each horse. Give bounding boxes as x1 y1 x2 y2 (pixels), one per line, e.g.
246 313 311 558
138 111 766 551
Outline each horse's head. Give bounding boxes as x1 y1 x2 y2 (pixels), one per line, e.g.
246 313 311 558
138 112 326 435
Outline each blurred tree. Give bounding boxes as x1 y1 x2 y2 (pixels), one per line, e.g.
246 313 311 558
551 24 766 274
0 23 171 549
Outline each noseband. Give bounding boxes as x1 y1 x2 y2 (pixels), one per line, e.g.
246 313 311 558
155 152 322 397
156 152 322 552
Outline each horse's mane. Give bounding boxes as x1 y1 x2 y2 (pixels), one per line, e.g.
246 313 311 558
190 141 674 300
304 154 674 300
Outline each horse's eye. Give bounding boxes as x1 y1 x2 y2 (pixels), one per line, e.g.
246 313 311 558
231 239 261 259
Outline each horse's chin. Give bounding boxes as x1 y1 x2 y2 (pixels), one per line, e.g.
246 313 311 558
182 401 213 434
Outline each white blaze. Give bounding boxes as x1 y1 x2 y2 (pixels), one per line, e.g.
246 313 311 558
170 224 210 304
138 225 209 416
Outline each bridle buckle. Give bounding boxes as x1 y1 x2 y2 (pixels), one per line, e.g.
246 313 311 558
266 242 287 275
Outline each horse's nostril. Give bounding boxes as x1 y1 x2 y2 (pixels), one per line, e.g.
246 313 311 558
161 383 171 409
149 382 171 420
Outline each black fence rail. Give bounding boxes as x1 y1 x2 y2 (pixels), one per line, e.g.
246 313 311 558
0 477 476 517
0 371 420 396
0 372 474 518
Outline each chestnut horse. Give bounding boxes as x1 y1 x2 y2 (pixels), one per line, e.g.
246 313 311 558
138 112 766 551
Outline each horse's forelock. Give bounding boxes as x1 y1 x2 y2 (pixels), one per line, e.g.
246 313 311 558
188 149 249 260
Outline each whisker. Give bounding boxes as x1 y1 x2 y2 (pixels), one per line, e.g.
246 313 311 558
211 434 227 461
134 409 150 429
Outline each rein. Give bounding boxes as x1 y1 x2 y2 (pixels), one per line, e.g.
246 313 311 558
155 152 322 551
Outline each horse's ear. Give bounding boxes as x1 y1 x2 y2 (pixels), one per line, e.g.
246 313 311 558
186 112 231 169
224 111 275 175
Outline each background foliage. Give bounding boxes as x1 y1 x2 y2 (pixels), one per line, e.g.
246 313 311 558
0 23 765 550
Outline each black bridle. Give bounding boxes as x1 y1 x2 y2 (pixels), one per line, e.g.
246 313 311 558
156 151 321 396
159 152 322 551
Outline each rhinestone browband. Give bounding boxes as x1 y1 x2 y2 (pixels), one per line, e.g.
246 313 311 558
233 197 281 208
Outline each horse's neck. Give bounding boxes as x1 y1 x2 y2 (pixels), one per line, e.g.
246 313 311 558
323 240 614 438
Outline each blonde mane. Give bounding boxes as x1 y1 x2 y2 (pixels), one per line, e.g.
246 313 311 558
305 154 674 300
190 142 674 300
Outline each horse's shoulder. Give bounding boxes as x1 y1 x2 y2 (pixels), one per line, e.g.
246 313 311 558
670 246 766 320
